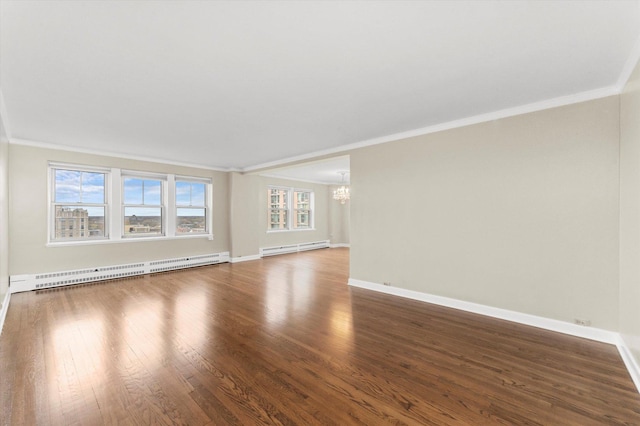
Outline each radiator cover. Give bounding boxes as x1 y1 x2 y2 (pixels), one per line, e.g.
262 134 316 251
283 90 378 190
9 251 230 293
259 240 330 257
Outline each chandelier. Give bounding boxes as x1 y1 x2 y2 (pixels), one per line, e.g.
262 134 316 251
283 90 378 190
332 171 350 204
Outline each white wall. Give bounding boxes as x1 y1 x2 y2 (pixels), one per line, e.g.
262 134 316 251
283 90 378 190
620 57 640 364
350 96 620 330
8 144 230 275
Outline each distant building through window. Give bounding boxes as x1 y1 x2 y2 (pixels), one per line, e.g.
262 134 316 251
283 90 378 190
51 167 108 241
293 190 311 229
49 163 213 243
123 177 164 237
268 188 289 230
267 187 313 231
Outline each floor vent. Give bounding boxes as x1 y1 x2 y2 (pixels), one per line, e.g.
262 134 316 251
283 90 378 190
260 240 330 257
9 251 230 293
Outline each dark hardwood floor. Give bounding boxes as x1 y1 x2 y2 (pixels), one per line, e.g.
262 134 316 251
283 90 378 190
1 248 639 425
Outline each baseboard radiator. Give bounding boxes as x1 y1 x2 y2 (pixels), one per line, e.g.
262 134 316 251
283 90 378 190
9 251 230 294
260 240 330 257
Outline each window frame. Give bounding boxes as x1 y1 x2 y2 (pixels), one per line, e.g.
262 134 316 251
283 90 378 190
292 189 312 230
267 186 290 231
47 163 214 246
266 186 314 232
121 171 166 238
49 163 110 242
175 176 211 235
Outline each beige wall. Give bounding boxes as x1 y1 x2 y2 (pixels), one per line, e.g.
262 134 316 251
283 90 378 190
7 146 341 271
228 173 336 258
0 112 8 299
8 144 230 275
620 58 640 362
258 176 330 248
229 172 261 259
227 173 336 258
350 96 620 330
328 186 350 245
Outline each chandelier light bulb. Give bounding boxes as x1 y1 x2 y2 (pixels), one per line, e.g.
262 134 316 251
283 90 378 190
332 171 350 204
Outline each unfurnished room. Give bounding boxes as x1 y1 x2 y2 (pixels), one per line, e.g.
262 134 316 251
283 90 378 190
1 1 640 424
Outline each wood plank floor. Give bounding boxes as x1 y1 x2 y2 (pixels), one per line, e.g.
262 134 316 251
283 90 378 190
1 248 639 425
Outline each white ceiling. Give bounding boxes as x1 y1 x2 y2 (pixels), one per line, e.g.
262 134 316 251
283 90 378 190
1 1 639 172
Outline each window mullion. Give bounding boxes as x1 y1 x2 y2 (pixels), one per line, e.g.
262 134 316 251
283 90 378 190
50 165 110 242
167 175 175 237
288 188 292 230
51 167 212 243
79 172 83 204
111 168 121 240
123 176 164 238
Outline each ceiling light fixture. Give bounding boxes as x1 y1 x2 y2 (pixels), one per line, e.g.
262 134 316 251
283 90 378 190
333 171 350 204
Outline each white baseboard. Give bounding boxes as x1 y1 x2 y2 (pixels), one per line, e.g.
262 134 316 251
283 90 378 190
232 241 339 263
348 278 640 394
10 252 230 293
617 334 640 394
260 240 330 257
330 243 350 248
0 291 10 337
230 254 262 263
348 278 618 344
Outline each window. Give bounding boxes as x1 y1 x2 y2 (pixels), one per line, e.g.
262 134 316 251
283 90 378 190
267 187 313 231
49 163 213 244
123 177 164 237
51 166 108 241
176 180 207 234
268 188 289 230
293 190 311 229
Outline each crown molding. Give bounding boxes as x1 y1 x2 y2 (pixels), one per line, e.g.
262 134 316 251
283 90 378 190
616 33 640 92
3 58 632 175
259 173 338 186
242 86 618 172
9 138 231 172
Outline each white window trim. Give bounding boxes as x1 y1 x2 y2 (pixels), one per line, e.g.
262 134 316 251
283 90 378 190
266 186 315 233
167 174 176 236
292 188 313 231
110 168 122 241
48 162 111 242
46 233 213 247
47 163 214 246
175 176 212 236
121 173 166 239
49 161 111 174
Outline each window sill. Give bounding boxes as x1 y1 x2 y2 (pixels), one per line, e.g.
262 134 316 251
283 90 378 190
266 228 316 234
47 233 214 247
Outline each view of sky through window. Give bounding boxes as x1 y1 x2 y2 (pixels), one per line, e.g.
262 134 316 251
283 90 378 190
54 169 105 217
